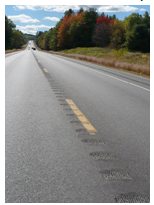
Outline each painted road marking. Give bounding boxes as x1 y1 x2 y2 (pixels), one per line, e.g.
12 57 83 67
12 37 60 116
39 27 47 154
87 67 150 92
43 68 49 73
66 99 97 135
77 63 149 92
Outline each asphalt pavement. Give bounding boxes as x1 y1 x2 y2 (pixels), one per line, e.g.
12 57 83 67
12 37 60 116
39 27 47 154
5 41 150 203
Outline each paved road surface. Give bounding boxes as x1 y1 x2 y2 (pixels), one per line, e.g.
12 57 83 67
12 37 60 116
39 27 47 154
5 41 150 203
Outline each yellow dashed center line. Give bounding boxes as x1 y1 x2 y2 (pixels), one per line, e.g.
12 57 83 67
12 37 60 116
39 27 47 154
43 68 49 73
66 99 97 135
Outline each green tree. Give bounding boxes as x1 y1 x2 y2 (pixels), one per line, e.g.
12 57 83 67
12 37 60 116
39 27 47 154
44 29 53 50
48 27 59 50
23 34 35 44
125 24 150 52
48 20 63 51
143 11 150 28
67 12 84 48
64 9 74 17
78 8 98 47
124 12 150 52
78 7 84 13
109 14 116 20
35 31 43 46
124 13 143 30
5 16 16 49
12 30 24 49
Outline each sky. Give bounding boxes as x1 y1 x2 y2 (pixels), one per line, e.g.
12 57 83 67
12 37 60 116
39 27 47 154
5 4 150 35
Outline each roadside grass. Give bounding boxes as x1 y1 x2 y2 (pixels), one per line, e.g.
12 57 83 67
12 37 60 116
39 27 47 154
57 47 150 77
5 43 28 54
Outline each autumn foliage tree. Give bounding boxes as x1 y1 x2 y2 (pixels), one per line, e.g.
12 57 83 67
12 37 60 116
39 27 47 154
96 14 114 25
57 11 85 49
93 14 114 47
34 9 150 53
57 15 72 49
110 19 126 49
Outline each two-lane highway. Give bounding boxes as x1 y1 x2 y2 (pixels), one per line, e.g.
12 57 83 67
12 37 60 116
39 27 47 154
5 41 150 202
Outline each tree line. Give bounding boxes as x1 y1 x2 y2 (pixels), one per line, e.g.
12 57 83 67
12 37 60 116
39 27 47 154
35 8 150 53
5 15 35 50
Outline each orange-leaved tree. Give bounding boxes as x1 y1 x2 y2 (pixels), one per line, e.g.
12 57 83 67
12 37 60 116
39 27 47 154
57 12 84 49
57 15 72 49
93 14 114 47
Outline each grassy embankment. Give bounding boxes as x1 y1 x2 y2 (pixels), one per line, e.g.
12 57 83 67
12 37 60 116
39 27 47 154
5 43 28 54
49 47 150 77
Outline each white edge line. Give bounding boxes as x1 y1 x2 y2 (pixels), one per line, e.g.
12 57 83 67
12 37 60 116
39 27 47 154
5 51 23 60
87 67 150 92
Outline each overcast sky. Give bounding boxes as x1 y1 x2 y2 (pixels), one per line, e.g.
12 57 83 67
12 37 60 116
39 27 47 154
5 5 150 35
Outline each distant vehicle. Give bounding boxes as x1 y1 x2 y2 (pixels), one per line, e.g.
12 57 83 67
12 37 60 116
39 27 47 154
32 47 36 50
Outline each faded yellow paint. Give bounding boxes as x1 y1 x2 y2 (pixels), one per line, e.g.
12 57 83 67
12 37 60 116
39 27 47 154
66 99 97 135
43 68 49 73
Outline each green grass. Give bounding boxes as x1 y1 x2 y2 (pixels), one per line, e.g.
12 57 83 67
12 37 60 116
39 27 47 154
60 47 110 58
